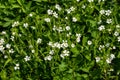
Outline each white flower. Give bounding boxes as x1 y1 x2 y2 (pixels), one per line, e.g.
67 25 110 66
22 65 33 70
98 25 105 31
0 38 5 45
118 36 120 42
37 38 42 44
88 0 94 2
23 23 28 28
95 57 100 62
1 31 6 35
106 58 112 63
110 54 115 60
82 5 86 9
24 56 30 61
65 17 68 19
105 10 111 16
70 6 75 11
66 26 70 31
99 45 105 50
76 33 81 37
106 19 112 24
71 43 75 48
31 49 35 53
66 32 71 37
47 9 53 15
54 42 61 48
0 45 5 52
106 54 115 64
87 40 92 45
76 37 81 42
53 12 58 18
29 13 33 17
12 21 19 27
9 49 14 53
48 42 53 46
44 55 52 61
55 4 61 11
14 63 20 70
105 43 110 47
116 25 120 28
6 44 11 49
112 46 116 49
66 9 71 14
60 50 70 58
72 17 77 22
76 0 80 2
100 10 105 15
61 40 68 48
44 18 50 22
4 55 8 59
49 50 54 55
114 31 119 36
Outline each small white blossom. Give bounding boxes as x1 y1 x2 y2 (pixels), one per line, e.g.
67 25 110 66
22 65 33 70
118 36 120 42
116 25 120 28
106 58 112 63
37 38 42 44
65 17 68 19
66 32 71 37
29 13 33 17
55 4 61 11
66 26 70 31
72 17 77 22
1 31 6 35
31 49 35 53
105 10 111 16
71 43 75 48
49 50 54 55
70 6 75 11
24 56 30 61
82 5 86 9
60 50 70 58
12 21 19 27
14 63 20 70
47 9 53 15
6 44 11 49
110 54 115 60
53 12 58 18
87 40 92 45
76 37 81 43
44 55 52 61
95 57 100 62
9 49 14 53
76 0 80 2
100 10 105 15
99 45 105 50
23 23 28 28
106 19 112 24
112 46 116 49
88 0 94 2
0 45 5 52
98 25 105 31
114 31 119 36
4 55 8 59
10 36 14 41
76 33 81 37
44 18 50 22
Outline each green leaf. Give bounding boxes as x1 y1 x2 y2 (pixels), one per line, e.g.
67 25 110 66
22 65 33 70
0 70 7 80
3 21 12 27
4 59 11 67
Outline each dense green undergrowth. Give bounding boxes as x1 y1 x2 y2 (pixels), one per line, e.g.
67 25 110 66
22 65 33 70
0 0 120 80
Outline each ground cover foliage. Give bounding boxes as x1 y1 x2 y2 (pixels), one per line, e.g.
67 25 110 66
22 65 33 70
0 0 120 80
